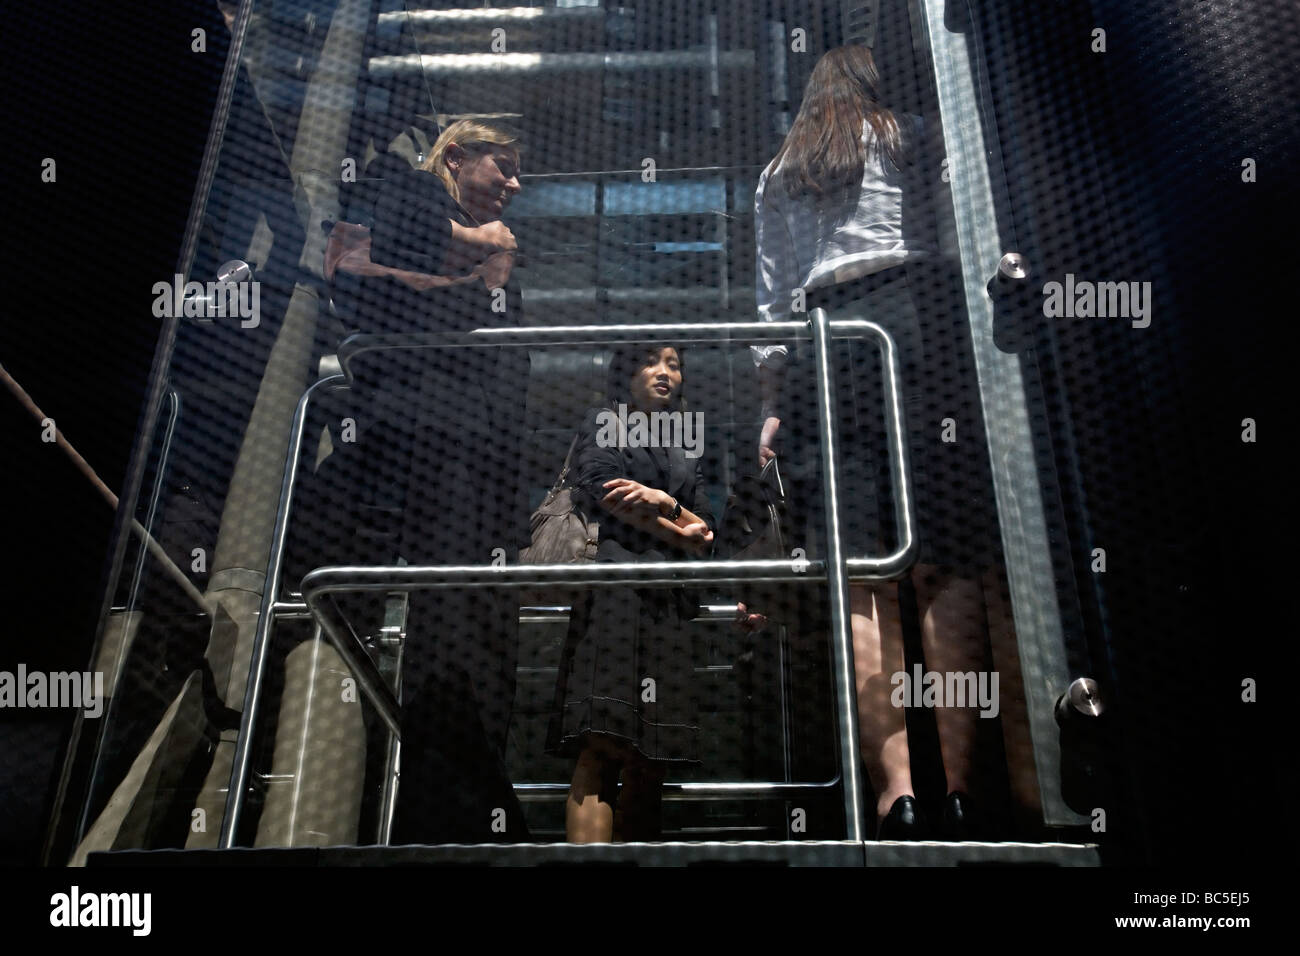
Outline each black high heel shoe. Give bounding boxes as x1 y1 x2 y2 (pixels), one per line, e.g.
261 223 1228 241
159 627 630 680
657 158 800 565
942 791 976 841
876 795 927 840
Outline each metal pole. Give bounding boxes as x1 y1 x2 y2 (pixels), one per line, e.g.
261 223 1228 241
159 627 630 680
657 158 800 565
218 374 345 847
302 559 831 593
809 307 866 842
368 50 756 79
836 320 919 574
245 318 918 847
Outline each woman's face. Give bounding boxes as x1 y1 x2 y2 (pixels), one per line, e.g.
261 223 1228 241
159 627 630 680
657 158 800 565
628 347 683 411
450 145 521 222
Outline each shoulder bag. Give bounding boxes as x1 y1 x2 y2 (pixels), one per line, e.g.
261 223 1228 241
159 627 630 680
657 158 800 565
520 435 599 565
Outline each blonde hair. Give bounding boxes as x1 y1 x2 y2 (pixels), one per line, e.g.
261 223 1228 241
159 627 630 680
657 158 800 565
419 119 524 205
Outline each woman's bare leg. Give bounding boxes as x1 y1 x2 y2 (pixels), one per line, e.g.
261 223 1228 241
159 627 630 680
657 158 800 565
913 564 987 796
566 739 621 843
851 583 913 825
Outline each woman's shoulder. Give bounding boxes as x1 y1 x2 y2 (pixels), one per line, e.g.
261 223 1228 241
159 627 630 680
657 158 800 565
576 405 622 443
579 404 614 426
378 163 457 208
754 158 787 206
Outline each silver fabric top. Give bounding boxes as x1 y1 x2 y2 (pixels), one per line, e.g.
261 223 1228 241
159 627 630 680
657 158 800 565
752 113 933 368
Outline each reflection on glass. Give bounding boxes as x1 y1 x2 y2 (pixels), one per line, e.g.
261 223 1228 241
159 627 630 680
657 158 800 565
61 1 1068 860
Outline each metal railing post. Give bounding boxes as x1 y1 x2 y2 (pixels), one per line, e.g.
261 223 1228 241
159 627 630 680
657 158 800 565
809 307 866 842
231 319 916 847
219 374 345 847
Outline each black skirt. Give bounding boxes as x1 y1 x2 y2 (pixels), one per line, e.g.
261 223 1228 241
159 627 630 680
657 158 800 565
546 539 702 765
779 264 998 573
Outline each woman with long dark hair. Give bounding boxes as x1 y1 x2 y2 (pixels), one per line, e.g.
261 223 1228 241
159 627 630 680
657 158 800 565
547 345 716 842
753 45 994 839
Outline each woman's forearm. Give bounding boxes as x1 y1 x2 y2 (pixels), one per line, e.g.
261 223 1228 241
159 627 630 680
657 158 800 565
594 479 712 555
654 494 711 548
598 501 707 555
757 362 785 420
667 502 706 531
447 219 517 267
444 220 486 272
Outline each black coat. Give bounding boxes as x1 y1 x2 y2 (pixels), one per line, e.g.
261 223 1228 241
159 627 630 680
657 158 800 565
570 405 716 559
346 161 530 563
547 406 717 764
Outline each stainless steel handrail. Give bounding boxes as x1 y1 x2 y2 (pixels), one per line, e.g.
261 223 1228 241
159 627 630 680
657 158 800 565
335 321 809 384
834 319 918 578
219 373 347 846
811 308 861 839
512 778 842 801
305 559 829 592
124 387 182 615
523 603 749 623
335 321 919 579
224 317 915 846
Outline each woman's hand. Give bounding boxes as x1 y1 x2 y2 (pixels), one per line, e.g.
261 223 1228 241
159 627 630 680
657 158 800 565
679 520 715 557
602 479 670 519
733 601 769 633
450 219 517 254
471 220 517 252
601 479 711 556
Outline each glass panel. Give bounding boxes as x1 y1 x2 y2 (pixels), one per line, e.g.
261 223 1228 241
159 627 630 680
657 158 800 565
59 0 1090 858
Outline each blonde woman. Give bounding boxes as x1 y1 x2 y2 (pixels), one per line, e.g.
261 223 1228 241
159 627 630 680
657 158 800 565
348 120 531 843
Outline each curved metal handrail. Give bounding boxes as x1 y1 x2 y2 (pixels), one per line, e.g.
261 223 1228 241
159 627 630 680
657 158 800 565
223 315 916 846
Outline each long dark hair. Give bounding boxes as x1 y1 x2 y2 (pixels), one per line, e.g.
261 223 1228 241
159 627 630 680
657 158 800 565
770 45 905 199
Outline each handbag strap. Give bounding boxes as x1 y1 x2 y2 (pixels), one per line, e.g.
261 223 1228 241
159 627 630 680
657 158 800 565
549 410 627 496
549 434 581 495
759 455 785 500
